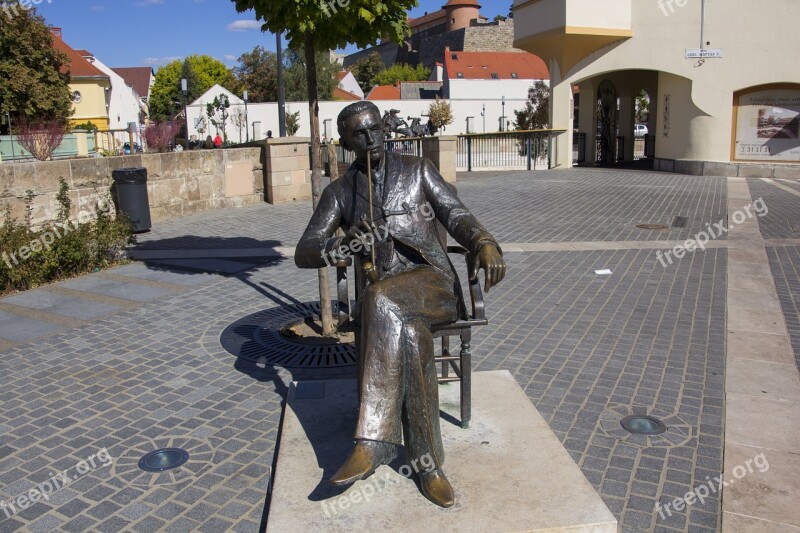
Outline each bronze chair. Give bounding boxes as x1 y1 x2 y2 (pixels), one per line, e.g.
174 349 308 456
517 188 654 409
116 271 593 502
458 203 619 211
334 246 487 429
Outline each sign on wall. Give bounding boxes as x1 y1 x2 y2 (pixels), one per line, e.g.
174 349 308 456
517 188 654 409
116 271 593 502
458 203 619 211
734 88 800 162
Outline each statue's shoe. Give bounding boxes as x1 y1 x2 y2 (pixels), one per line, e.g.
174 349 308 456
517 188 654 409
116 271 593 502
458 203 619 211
419 469 456 508
329 440 395 486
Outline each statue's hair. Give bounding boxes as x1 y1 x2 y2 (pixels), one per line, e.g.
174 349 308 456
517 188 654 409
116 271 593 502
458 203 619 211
337 101 380 140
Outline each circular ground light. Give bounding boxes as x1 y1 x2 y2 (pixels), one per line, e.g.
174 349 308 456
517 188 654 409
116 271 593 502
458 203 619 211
635 223 670 230
620 415 667 436
138 448 190 472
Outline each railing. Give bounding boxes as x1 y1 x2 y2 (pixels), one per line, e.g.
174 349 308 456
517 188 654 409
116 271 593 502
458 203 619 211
457 130 565 172
595 135 626 165
573 132 586 165
1 131 96 163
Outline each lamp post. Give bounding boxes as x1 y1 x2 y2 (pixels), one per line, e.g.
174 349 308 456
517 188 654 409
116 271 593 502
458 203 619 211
243 90 249 142
180 78 189 139
501 95 506 132
276 31 286 137
481 103 486 133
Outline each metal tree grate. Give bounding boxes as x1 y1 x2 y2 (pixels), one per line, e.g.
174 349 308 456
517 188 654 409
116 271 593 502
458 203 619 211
219 302 357 368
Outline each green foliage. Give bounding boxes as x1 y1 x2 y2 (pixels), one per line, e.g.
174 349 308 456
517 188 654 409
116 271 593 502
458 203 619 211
514 81 550 131
350 52 385 92
0 6 73 124
72 121 98 132
428 97 453 130
635 89 650 123
373 63 430 87
283 50 342 102
150 55 235 121
232 45 278 102
286 110 300 135
205 94 231 141
0 179 134 294
230 0 416 53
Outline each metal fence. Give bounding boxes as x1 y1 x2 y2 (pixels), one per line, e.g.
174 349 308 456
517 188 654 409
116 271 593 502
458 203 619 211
333 137 425 166
457 130 565 171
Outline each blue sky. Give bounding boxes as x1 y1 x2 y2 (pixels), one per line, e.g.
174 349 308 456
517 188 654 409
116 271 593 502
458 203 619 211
35 0 509 70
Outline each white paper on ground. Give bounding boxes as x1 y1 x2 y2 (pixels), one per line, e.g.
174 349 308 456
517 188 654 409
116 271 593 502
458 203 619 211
594 269 613 275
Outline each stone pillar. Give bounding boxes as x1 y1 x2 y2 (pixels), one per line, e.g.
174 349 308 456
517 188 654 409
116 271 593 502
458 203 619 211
549 60 574 169
75 130 89 157
264 137 311 204
421 135 457 183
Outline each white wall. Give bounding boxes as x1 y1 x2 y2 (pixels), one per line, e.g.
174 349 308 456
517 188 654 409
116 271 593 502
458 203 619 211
447 79 547 101
91 57 144 131
185 98 531 141
338 72 364 99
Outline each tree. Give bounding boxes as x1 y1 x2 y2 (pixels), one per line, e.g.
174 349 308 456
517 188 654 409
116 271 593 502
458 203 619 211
205 94 231 141
180 59 202 103
230 0 416 336
150 55 235 121
15 118 67 161
635 89 650 123
373 63 430 86
232 107 247 143
286 110 300 135
428 97 453 133
0 6 73 127
350 52 385 92
283 50 342 102
514 81 550 131
232 45 278 103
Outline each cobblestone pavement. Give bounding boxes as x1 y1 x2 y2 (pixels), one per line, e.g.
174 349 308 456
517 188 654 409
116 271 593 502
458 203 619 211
0 168 792 533
767 246 800 369
746 177 800 240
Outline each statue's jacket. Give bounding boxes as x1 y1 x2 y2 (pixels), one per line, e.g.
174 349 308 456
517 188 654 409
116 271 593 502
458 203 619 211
295 152 501 319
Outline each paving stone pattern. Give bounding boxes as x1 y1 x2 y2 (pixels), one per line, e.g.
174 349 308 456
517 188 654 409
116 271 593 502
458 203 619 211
745 178 800 240
766 245 800 369
0 168 748 532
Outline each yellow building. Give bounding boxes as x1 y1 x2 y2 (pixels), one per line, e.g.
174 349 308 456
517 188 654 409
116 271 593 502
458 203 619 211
51 28 111 131
513 0 800 175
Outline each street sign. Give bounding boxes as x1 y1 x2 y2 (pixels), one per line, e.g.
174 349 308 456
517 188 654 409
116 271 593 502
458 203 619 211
686 48 723 59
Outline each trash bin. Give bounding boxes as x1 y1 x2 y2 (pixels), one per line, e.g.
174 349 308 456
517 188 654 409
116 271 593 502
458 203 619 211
111 167 151 232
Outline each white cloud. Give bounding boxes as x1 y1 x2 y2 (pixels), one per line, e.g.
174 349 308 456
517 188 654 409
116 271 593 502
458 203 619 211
143 56 182 66
226 20 261 32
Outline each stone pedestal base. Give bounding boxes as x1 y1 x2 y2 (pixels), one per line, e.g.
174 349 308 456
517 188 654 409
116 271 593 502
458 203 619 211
267 370 617 532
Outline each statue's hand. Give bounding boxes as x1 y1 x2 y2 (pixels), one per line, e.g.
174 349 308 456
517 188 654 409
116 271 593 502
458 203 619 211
343 220 387 256
470 245 506 293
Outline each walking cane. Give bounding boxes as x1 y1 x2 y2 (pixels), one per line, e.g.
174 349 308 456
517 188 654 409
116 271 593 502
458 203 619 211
361 149 379 284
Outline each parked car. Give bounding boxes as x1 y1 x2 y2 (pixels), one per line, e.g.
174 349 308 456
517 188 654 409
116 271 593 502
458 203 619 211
634 124 649 137
123 142 143 154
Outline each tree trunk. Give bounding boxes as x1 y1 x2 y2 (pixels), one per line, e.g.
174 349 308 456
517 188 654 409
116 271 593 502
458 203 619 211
304 33 334 336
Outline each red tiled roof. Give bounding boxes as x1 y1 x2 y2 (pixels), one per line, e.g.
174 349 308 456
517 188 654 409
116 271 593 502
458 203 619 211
366 85 401 100
408 9 445 28
336 71 351 81
112 67 154 99
51 35 108 79
444 48 549 80
333 87 361 101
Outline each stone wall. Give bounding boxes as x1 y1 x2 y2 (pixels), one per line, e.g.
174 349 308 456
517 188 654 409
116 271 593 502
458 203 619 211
0 148 264 227
463 20 515 52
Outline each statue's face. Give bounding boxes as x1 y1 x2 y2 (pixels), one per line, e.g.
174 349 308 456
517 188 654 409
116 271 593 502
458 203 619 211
342 109 384 164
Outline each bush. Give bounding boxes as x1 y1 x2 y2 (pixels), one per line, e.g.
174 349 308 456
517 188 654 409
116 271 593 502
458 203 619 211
0 178 135 294
143 122 179 153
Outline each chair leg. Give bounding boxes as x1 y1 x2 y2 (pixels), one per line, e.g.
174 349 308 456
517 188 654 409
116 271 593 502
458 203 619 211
441 336 450 378
460 328 471 429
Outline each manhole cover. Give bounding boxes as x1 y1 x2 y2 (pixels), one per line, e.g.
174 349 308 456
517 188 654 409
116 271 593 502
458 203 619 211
635 223 670 230
220 302 357 368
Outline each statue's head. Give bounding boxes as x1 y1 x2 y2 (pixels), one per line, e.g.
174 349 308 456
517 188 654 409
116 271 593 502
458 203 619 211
338 101 384 164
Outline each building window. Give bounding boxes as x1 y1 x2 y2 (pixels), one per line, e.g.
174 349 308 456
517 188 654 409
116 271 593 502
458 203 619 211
451 53 458 60
511 73 518 79
457 73 463 78
491 73 499 79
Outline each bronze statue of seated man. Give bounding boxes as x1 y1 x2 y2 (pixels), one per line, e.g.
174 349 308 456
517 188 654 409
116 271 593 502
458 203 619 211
295 101 505 507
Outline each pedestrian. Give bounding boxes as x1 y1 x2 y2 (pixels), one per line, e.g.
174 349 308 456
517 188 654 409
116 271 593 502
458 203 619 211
214 133 223 148
267 130 273 139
